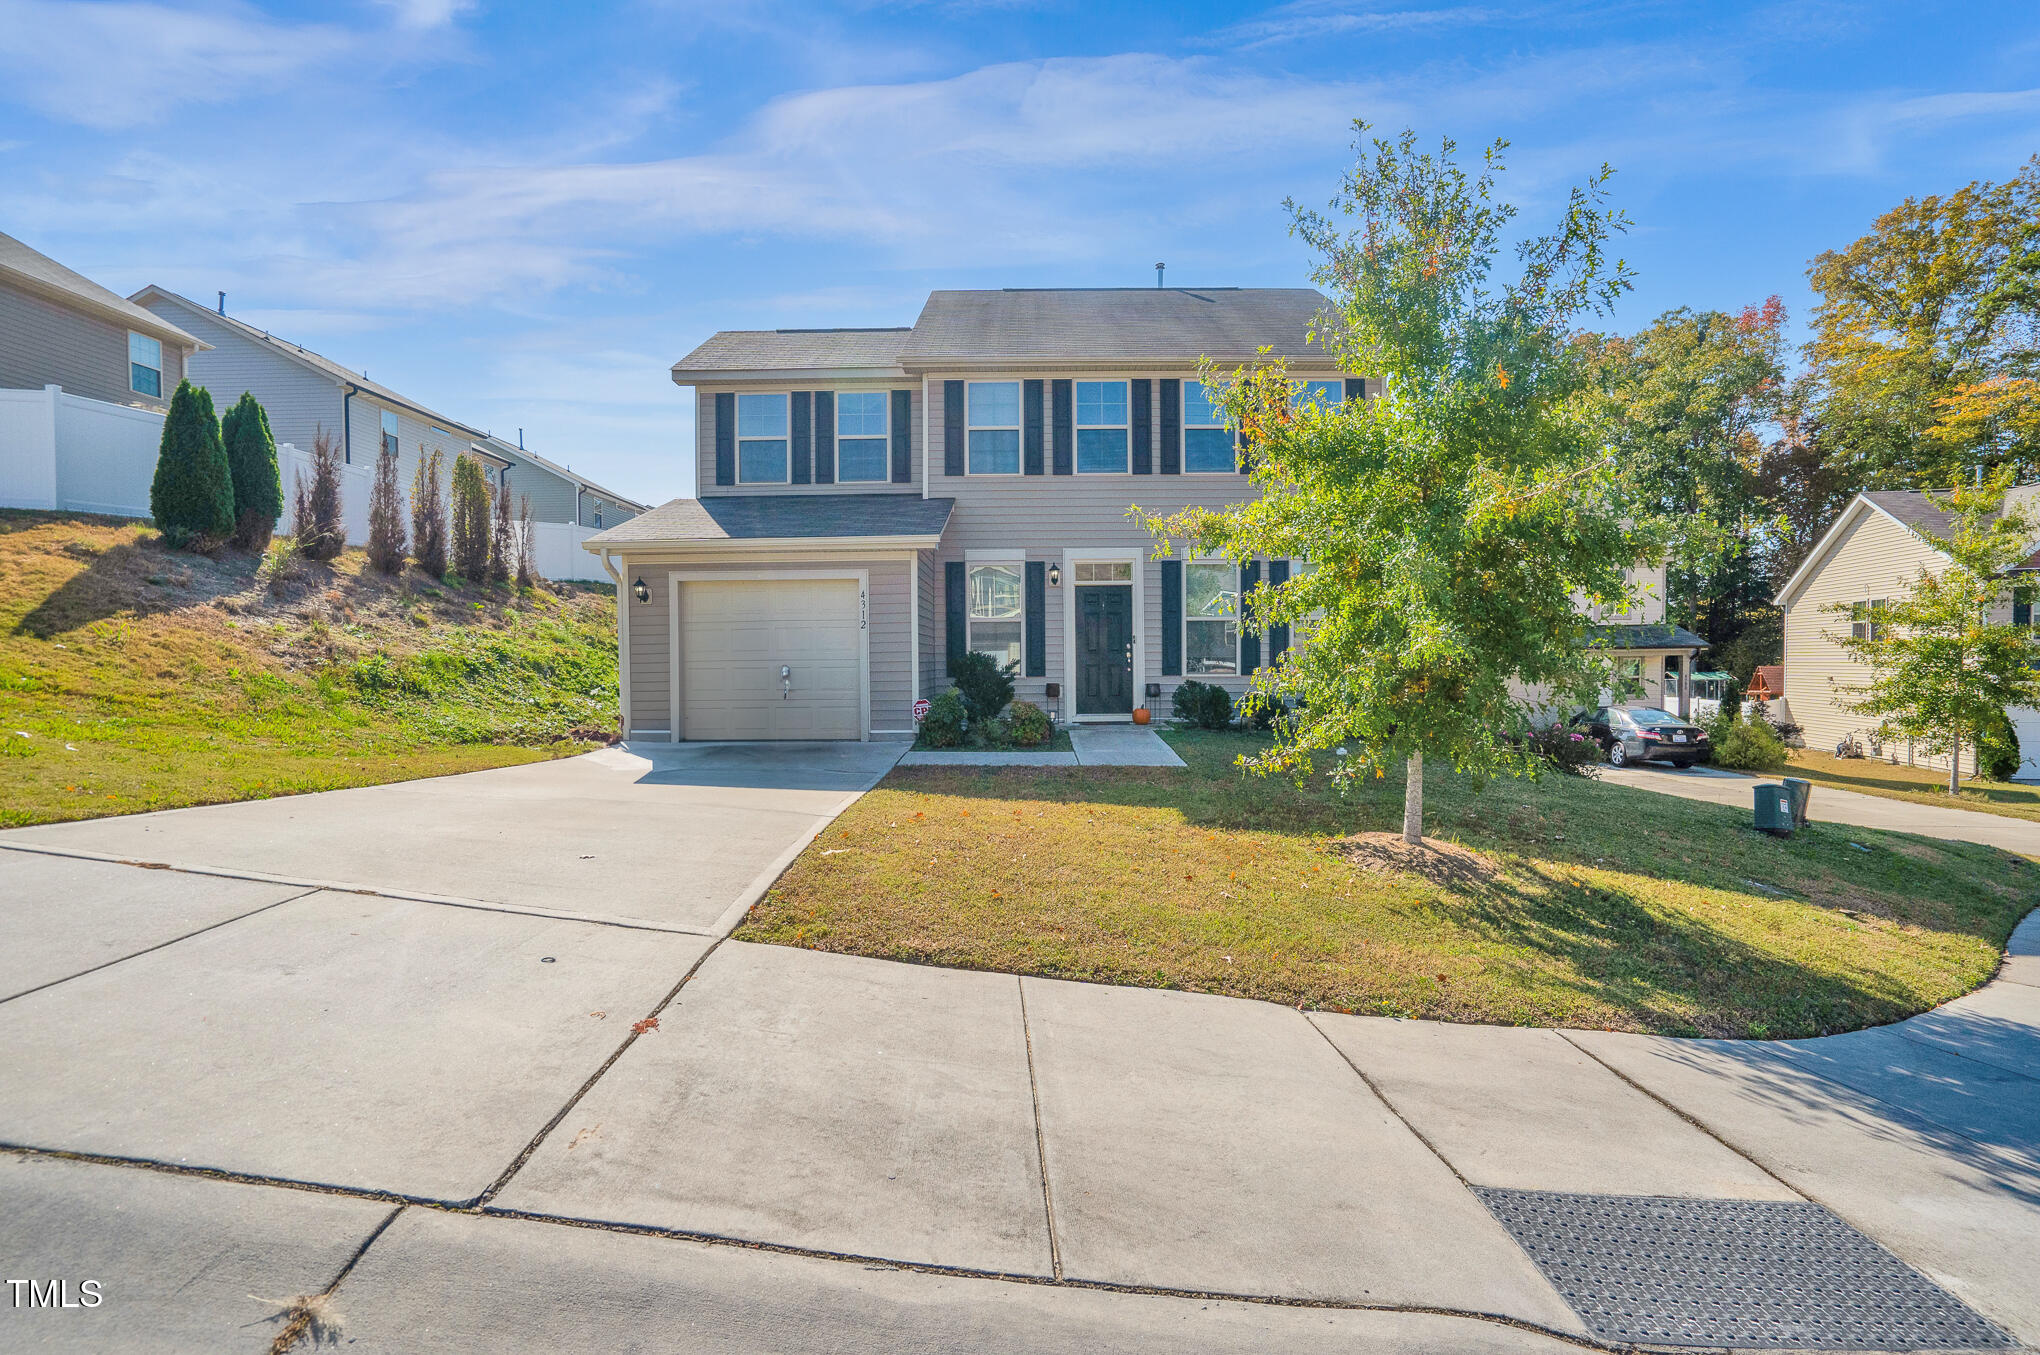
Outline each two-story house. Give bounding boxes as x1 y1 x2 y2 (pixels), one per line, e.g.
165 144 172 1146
587 286 1697 743
127 286 646 537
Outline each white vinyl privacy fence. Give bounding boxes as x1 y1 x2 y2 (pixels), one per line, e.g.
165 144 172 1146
276 442 372 544
524 520 608 582
0 384 164 517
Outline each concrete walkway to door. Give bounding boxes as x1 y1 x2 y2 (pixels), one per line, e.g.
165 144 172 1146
899 724 1187 767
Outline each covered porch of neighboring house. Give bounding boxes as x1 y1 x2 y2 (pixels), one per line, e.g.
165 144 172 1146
1591 623 1709 720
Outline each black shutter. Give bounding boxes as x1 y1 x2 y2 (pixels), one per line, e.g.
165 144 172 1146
1161 559 1182 676
943 381 964 477
1159 379 1180 475
1268 559 1290 664
2019 587 2033 626
890 389 911 483
1051 379 1072 475
1131 379 1152 474
791 391 812 485
1344 377 1367 402
946 560 967 673
1237 422 1252 475
1240 561 1261 672
1023 379 1045 476
814 391 835 484
1025 561 1046 677
714 391 735 486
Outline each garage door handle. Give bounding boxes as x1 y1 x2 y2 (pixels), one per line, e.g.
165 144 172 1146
781 665 792 700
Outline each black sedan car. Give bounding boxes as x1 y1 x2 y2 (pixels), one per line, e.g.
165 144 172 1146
1570 706 1711 768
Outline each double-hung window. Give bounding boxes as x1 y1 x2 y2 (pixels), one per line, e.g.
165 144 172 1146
1851 599 1887 642
380 409 400 458
1075 380 1128 473
736 393 790 483
1291 379 1342 410
967 563 1023 668
1182 381 1235 473
836 391 889 482
128 332 162 398
1185 561 1238 675
966 381 1020 474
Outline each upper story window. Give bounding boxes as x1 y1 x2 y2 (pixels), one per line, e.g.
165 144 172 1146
1182 381 1235 474
966 381 1020 475
1851 599 1887 642
737 393 790 483
1292 379 1342 409
592 501 605 528
380 409 400 458
837 391 889 483
1185 561 1238 675
967 562 1023 668
1075 380 1128 473
128 332 162 399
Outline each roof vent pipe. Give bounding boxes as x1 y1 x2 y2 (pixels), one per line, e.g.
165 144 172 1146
518 428 524 449
1155 262 1165 288
217 291 225 315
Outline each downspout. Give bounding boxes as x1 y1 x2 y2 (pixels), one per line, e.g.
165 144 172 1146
597 550 632 742
342 382 355 464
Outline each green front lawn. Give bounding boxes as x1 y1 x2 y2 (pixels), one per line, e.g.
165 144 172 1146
739 730 2034 1038
1786 749 2040 826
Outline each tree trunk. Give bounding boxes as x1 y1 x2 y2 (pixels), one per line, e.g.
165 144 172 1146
1402 751 1424 845
1950 721 1961 795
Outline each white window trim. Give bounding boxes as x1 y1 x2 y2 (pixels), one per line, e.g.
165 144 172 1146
1183 557 1242 678
127 331 163 399
834 389 891 484
1060 547 1147 723
965 380 1023 477
736 390 794 486
379 408 400 458
1073 376 1133 475
965 560 1027 670
1851 597 1888 643
1180 378 1238 477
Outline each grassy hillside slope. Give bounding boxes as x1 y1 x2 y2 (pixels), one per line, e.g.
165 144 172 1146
0 511 617 827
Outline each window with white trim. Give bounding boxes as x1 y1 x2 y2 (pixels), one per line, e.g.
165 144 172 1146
1183 381 1234 473
737 393 790 483
380 409 399 458
1075 380 1128 473
837 391 889 482
1185 561 1238 675
1850 599 1887 642
967 563 1023 668
966 382 1020 474
128 332 162 398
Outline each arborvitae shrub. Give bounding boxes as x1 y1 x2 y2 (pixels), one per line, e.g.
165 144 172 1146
365 448 407 575
515 494 536 589
410 448 448 578
150 380 234 548
450 453 491 582
487 472 513 584
294 430 346 562
221 392 282 552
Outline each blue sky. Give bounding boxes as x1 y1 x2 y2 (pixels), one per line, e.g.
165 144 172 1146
4 1 2037 505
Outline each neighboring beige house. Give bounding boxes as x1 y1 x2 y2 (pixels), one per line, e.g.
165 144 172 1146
586 285 1692 743
1775 485 2040 776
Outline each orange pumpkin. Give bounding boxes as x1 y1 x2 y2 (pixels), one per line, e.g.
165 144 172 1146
1132 708 1151 725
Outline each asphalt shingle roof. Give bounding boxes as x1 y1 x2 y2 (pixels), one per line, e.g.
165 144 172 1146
1861 488 1976 539
585 494 954 547
673 328 912 374
1591 623 1707 650
2 232 203 349
897 287 1337 366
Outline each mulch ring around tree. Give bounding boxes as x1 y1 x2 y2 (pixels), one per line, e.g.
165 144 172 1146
1331 831 1499 889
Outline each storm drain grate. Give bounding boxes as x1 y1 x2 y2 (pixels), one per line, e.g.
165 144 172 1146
1474 1189 2014 1350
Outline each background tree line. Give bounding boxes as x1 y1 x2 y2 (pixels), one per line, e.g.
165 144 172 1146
1585 155 2040 682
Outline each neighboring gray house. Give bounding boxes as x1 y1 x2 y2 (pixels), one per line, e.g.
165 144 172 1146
2 231 205 411
127 286 643 530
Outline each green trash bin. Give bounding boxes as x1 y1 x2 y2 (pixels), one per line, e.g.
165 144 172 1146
1753 783 1795 836
1781 776 1811 828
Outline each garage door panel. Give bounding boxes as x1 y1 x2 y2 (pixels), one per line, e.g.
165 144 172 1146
679 579 863 741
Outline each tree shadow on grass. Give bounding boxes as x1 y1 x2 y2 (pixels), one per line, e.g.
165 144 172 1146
11 537 261 639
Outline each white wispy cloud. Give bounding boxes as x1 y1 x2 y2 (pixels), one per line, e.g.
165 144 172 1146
370 0 475 30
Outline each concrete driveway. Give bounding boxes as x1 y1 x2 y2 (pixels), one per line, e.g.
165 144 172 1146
2 744 2036 1353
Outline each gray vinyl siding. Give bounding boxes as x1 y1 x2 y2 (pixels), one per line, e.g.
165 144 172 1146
2 279 188 409
576 489 638 529
614 553 917 738
693 380 923 497
494 452 577 525
148 304 345 456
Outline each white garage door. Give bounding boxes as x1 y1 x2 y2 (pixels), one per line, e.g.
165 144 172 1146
679 578 862 740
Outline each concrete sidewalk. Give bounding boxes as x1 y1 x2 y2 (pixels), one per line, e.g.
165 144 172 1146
898 724 1187 768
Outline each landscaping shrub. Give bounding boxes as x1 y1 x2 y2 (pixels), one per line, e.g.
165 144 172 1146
410 448 448 579
950 650 1015 725
1526 723 1602 777
487 474 514 585
450 453 491 582
150 380 234 549
1171 679 1234 730
1708 708 1788 771
293 430 346 562
1003 700 1052 747
221 392 282 552
1977 706 2021 781
919 689 967 748
515 493 536 590
365 449 407 575
1749 698 1803 747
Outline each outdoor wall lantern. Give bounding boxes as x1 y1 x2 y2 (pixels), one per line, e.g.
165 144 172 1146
631 578 650 604
1047 564 1062 587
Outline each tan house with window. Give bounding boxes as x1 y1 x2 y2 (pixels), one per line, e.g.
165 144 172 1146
1 230 205 411
588 286 1688 742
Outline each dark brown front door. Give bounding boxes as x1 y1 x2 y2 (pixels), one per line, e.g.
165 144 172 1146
1077 585 1133 715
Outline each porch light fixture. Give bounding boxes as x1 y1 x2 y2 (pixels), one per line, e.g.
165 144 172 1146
1047 564 1062 587
631 577 649 604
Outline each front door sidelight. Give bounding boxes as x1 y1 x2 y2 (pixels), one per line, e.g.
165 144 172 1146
1076 584 1134 716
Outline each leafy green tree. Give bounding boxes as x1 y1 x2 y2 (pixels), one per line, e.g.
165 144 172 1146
150 380 234 548
1825 475 2040 793
450 453 491 581
1140 126 1663 844
220 392 282 551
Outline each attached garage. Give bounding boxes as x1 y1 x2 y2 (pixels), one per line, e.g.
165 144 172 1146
678 577 863 740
